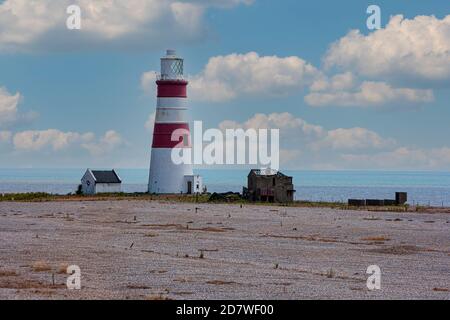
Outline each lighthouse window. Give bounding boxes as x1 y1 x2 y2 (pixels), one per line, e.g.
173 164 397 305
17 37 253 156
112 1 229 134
171 60 183 75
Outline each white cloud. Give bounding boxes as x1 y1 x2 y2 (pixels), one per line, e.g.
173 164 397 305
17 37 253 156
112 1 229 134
143 50 434 107
188 52 320 102
310 72 355 92
305 80 434 107
219 112 392 152
145 112 156 132
312 127 395 151
142 52 319 102
0 0 252 52
222 112 324 137
170 2 204 35
324 15 450 84
218 112 450 169
341 147 450 170
0 87 20 124
141 71 157 95
12 129 124 156
189 0 254 8
82 130 125 156
13 129 93 151
0 130 12 144
279 149 302 165
219 113 325 158
0 87 37 128
217 112 400 169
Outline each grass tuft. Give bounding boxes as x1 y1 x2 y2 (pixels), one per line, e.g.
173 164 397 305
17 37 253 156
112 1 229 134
56 263 69 274
361 236 391 242
31 261 52 272
326 268 335 278
0 270 18 277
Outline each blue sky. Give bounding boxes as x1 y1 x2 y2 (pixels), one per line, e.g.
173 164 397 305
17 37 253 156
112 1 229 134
0 0 449 169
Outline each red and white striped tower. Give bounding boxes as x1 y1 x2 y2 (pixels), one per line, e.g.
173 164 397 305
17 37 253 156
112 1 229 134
148 50 193 194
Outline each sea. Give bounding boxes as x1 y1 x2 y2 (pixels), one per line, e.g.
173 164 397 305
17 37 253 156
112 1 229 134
0 168 450 206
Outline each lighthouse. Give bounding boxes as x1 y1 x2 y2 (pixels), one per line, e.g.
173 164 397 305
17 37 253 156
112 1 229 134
148 50 202 194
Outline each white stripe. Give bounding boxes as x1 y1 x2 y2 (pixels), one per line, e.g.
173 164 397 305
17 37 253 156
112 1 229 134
154 107 188 123
157 97 187 109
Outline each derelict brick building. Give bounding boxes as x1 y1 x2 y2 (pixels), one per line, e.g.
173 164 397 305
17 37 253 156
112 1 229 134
245 169 295 203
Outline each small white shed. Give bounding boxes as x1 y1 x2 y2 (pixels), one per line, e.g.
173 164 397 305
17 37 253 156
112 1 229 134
183 175 203 194
81 169 122 195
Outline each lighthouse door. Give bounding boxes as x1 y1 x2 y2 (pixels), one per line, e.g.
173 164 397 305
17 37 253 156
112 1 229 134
187 181 192 194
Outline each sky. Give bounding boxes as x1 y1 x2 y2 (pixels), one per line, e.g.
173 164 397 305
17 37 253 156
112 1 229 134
0 0 449 170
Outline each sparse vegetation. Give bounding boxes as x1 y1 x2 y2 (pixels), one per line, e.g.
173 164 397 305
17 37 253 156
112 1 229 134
326 268 335 278
206 280 236 285
31 261 52 272
127 284 151 290
208 192 244 203
149 270 167 274
146 294 171 300
56 263 69 274
144 233 158 238
0 270 18 277
368 245 423 255
361 236 391 242
0 192 445 213
0 193 53 202
433 287 449 292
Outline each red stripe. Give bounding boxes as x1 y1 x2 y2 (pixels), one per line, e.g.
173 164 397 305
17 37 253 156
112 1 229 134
152 123 191 148
157 80 188 98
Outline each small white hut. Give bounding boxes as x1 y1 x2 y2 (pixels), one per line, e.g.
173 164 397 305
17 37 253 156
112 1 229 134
81 169 122 195
183 175 203 194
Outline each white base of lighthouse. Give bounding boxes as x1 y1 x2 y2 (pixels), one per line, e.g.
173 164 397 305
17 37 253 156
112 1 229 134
148 148 193 194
